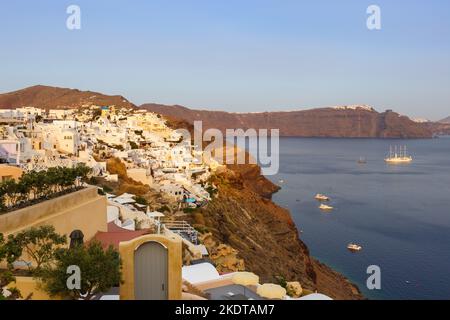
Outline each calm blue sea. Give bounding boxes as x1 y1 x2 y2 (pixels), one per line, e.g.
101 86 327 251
254 137 450 300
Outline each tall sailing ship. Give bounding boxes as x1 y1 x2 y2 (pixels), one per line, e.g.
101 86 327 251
385 145 413 164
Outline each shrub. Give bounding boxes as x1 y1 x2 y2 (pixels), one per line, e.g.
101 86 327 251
275 275 288 289
129 141 139 150
193 212 206 225
0 234 23 300
7 225 67 272
134 196 148 206
0 165 91 213
206 186 218 198
159 205 171 213
38 241 122 300
106 158 127 179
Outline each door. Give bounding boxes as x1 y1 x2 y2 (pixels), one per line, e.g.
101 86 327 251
134 241 168 300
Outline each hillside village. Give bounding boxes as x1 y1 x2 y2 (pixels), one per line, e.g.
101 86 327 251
0 105 333 301
0 105 215 202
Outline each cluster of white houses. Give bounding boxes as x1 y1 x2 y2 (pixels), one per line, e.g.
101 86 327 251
0 105 334 301
0 105 217 206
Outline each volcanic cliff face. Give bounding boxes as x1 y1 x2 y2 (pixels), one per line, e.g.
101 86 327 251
189 164 363 300
0 85 136 110
142 104 432 138
0 85 431 138
428 118 450 136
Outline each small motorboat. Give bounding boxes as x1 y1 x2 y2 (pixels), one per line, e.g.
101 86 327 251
347 243 362 252
319 204 334 211
357 157 367 164
278 179 285 184
315 194 330 201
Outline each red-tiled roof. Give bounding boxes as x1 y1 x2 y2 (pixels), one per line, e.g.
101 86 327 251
92 222 152 249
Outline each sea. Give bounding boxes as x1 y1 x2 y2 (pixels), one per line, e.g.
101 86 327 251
245 136 450 300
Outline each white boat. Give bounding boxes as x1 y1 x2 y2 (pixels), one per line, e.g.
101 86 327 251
347 243 362 251
357 157 367 164
385 146 413 164
319 204 334 211
315 194 330 201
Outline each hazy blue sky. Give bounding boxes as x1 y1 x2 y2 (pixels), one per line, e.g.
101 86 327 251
0 0 449 120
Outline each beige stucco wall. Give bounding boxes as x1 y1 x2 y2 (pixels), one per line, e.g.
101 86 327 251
119 234 182 300
8 277 58 300
127 168 154 187
0 186 107 240
0 164 23 182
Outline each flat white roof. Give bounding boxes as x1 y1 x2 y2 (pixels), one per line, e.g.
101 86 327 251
182 263 221 284
147 211 165 218
297 293 333 300
113 198 135 205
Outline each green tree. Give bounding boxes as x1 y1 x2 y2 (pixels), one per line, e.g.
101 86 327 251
39 241 122 300
92 109 102 120
129 141 139 150
0 166 92 212
0 186 7 212
0 233 6 262
134 195 148 206
44 167 60 194
1 179 20 207
62 167 77 190
74 163 91 184
9 226 67 272
0 234 22 300
0 270 22 300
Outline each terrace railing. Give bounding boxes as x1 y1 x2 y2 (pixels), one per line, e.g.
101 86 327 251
162 220 198 245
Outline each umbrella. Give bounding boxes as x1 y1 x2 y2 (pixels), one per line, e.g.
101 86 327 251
256 283 287 300
232 272 259 297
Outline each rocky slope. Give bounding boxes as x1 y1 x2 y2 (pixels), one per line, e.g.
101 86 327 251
189 164 363 300
439 116 450 124
142 103 433 138
0 85 136 110
430 123 450 136
428 116 450 135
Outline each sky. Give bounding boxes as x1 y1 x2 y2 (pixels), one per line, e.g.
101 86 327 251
0 0 449 120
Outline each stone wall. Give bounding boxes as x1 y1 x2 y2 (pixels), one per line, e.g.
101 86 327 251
0 186 107 240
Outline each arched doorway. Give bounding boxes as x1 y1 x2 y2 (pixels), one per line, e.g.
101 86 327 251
134 241 168 300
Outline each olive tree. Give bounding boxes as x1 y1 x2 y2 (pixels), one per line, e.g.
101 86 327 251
38 241 122 300
0 234 22 300
8 225 67 272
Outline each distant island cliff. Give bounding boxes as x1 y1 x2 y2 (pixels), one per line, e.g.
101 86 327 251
142 104 433 139
0 85 434 138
